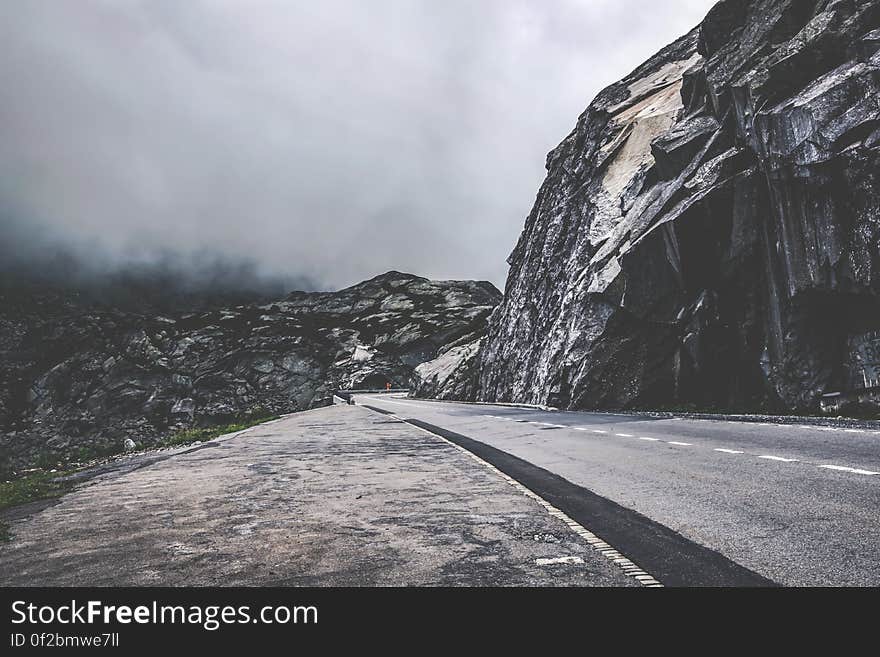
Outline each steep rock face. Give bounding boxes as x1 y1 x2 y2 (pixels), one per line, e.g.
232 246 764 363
411 335 485 401
0 272 499 474
478 0 880 413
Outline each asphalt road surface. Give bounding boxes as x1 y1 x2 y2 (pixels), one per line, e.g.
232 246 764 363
355 394 880 587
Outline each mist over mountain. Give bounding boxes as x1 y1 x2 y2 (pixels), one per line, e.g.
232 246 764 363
0 245 316 313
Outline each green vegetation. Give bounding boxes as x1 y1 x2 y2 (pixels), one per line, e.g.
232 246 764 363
158 411 279 448
75 443 125 463
0 470 76 513
0 469 77 540
0 410 279 542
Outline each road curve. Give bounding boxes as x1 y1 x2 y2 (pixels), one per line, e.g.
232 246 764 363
355 394 880 586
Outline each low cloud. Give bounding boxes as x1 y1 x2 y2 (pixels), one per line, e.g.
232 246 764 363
0 0 715 291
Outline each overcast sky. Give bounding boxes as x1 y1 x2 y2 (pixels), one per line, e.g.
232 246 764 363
0 0 716 291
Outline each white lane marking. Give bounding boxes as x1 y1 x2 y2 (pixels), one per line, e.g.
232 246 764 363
819 465 880 476
535 556 585 566
378 398 880 436
373 398 880 480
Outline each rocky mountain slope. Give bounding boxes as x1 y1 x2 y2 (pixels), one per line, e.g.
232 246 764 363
464 0 880 414
410 333 486 401
0 272 499 475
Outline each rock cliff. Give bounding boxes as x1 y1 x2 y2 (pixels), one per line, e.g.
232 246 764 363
475 0 880 413
0 271 499 474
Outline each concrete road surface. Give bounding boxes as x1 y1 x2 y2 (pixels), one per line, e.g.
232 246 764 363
0 405 634 587
355 394 880 586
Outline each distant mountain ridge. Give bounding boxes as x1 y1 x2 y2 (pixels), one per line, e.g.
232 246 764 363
0 270 500 475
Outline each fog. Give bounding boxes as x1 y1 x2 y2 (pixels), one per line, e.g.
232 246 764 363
0 0 716 292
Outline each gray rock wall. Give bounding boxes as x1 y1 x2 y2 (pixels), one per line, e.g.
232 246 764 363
477 0 880 414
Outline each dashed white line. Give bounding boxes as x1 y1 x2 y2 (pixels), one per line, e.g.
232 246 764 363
387 404 880 481
819 465 880 476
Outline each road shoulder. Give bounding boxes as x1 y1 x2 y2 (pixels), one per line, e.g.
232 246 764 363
0 405 635 586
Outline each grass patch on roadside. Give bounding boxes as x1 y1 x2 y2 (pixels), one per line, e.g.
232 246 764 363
0 470 76 514
159 412 279 449
0 410 280 542
75 444 125 463
1 471 77 540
